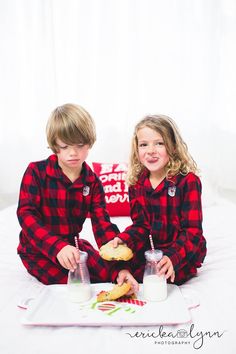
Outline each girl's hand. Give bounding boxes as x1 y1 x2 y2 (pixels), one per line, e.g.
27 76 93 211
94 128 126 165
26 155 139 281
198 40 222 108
158 255 175 283
108 236 125 248
56 245 80 271
116 269 139 295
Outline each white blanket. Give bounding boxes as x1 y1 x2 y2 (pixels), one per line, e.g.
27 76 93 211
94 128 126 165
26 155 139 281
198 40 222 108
0 198 235 354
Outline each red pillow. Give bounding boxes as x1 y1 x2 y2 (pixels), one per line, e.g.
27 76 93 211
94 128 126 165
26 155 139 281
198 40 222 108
92 162 130 216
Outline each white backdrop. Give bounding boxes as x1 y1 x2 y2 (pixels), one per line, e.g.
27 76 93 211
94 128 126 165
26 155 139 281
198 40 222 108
0 0 236 206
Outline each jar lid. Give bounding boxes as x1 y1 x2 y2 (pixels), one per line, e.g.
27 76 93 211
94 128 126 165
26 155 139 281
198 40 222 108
144 249 163 262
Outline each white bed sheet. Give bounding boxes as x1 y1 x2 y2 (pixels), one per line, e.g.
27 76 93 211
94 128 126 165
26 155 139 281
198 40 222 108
0 198 236 354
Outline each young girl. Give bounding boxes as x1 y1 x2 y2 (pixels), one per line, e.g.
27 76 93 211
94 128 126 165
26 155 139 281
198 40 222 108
110 114 207 285
17 103 138 291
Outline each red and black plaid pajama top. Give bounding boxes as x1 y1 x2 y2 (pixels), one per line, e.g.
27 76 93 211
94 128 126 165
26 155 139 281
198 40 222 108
17 154 120 285
117 170 207 285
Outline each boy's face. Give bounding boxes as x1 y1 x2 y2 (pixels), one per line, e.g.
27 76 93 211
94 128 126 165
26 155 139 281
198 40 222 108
55 139 90 174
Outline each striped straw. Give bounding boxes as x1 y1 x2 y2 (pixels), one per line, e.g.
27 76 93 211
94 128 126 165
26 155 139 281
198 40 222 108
149 234 159 272
149 234 155 252
74 235 85 283
74 235 79 250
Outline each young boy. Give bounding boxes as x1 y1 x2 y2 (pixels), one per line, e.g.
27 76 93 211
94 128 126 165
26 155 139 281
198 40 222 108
17 103 138 291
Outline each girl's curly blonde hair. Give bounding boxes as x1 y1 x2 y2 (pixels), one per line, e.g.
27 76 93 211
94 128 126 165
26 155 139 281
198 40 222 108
127 114 198 185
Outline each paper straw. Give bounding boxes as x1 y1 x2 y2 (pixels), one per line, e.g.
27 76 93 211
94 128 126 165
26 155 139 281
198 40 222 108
149 234 155 252
74 235 79 250
149 234 159 273
74 235 85 283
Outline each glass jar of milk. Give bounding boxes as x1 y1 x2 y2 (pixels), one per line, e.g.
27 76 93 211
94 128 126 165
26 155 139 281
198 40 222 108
67 251 92 302
143 249 167 302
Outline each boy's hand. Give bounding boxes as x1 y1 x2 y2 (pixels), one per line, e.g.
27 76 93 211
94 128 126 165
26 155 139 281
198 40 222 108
56 245 80 271
108 236 125 248
157 255 175 283
117 269 139 295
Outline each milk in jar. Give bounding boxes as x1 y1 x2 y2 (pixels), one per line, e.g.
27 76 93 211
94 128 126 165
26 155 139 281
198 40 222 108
143 249 167 302
68 283 91 302
67 251 92 302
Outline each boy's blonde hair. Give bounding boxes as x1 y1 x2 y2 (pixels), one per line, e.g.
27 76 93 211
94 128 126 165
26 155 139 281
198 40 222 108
127 114 198 185
46 103 96 153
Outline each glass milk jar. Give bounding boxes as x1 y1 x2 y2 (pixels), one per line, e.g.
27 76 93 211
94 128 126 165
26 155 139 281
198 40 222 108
143 249 167 302
67 251 92 302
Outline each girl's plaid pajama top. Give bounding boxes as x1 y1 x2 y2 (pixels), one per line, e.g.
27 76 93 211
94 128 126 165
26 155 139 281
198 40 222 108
117 170 207 284
17 154 119 284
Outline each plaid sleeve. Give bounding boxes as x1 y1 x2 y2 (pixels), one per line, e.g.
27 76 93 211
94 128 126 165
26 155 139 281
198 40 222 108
17 164 69 262
117 186 150 252
164 175 206 271
89 178 120 248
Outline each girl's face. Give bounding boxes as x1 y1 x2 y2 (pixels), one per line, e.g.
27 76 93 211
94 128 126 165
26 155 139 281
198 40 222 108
137 127 169 178
56 138 90 174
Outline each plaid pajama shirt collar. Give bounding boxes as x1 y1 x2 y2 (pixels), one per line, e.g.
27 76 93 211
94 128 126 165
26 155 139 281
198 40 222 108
45 154 96 188
137 168 178 193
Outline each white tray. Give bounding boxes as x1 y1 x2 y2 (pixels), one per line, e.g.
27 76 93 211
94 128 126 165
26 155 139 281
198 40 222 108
21 283 191 326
